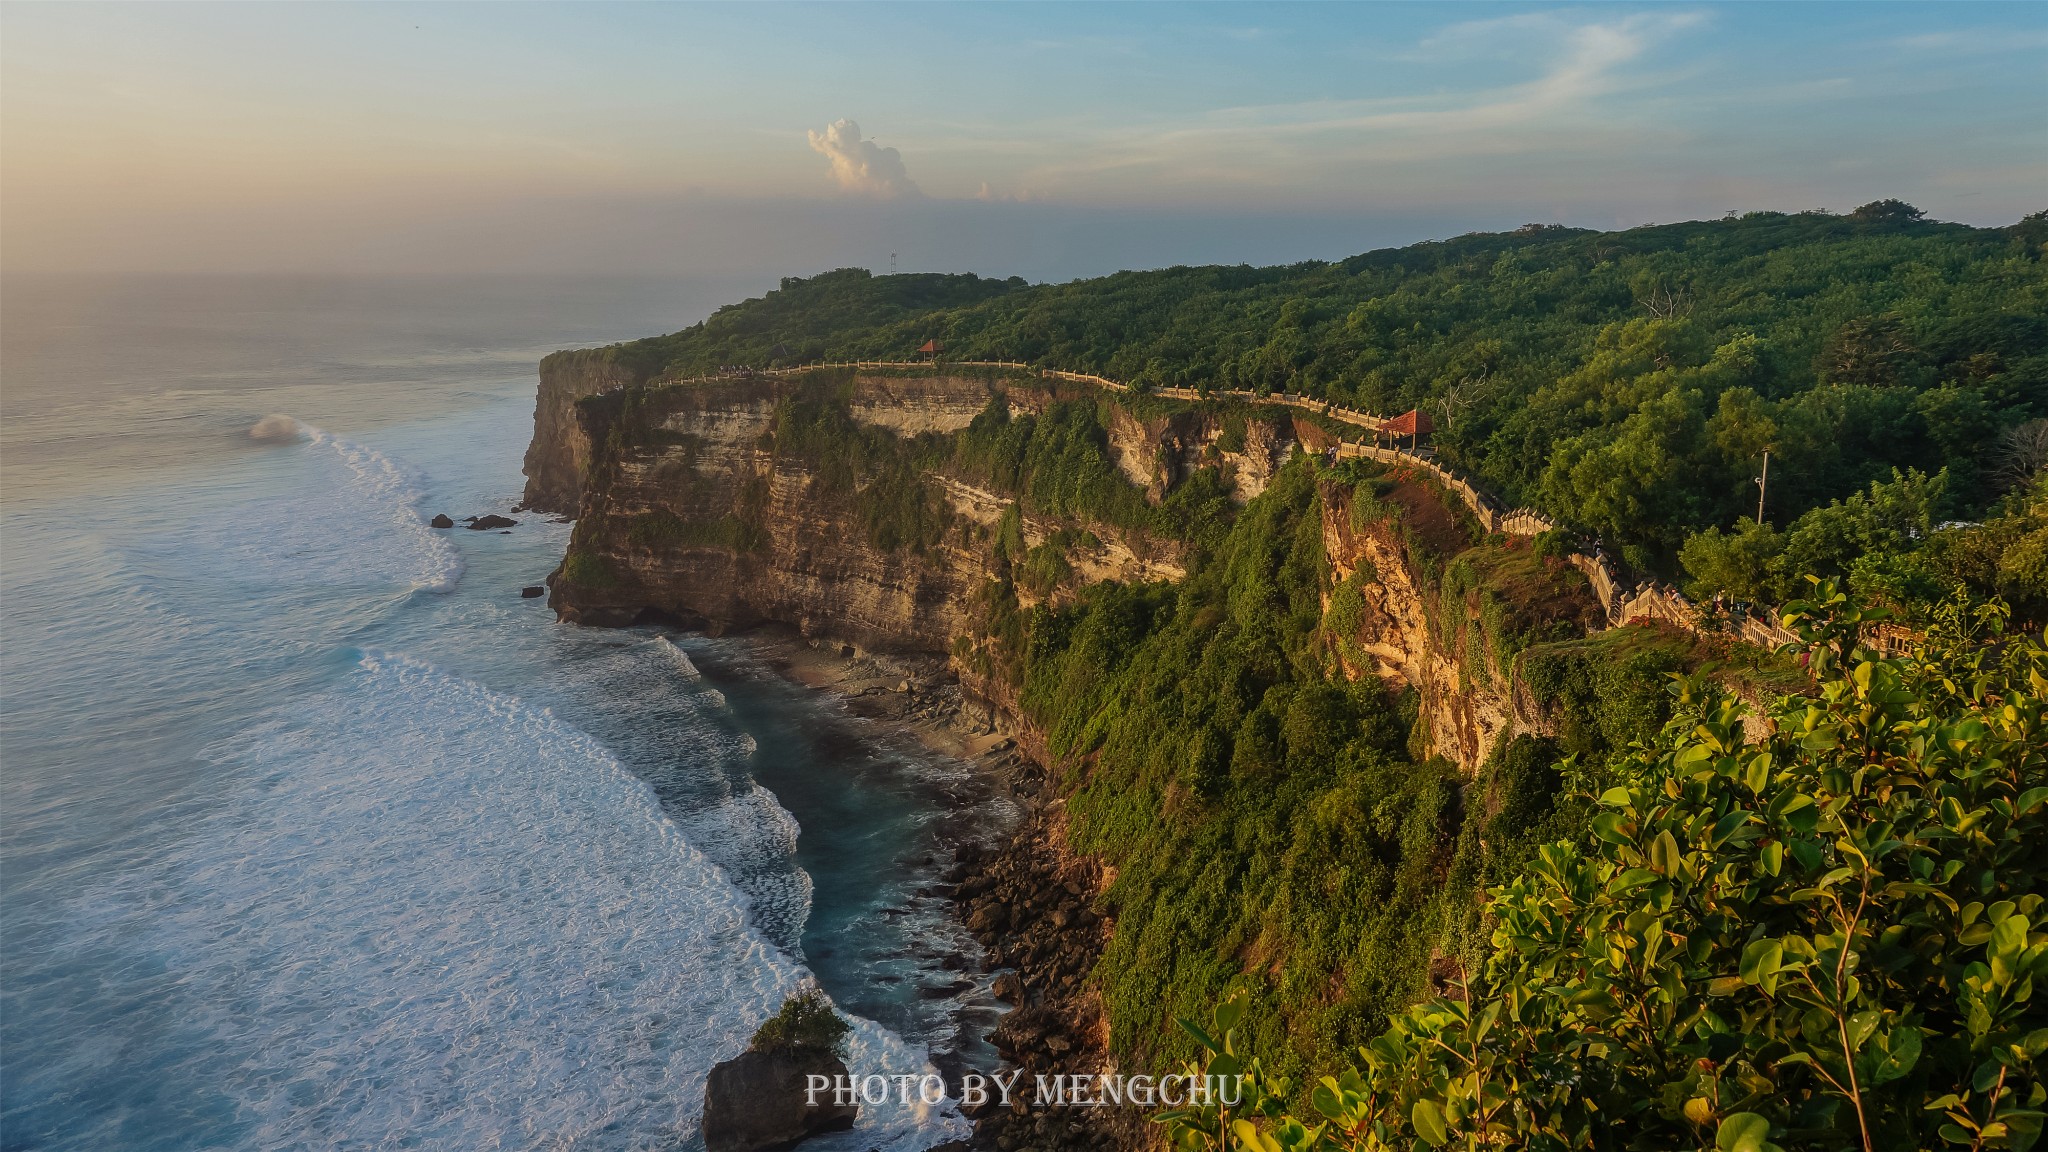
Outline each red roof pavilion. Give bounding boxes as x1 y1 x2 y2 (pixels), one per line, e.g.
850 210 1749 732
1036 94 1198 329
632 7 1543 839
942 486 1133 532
1382 409 1434 438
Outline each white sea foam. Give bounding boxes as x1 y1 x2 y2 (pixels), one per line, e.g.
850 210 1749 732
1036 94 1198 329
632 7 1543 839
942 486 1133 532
300 424 464 593
655 635 703 679
678 782 813 950
248 413 303 441
56 650 965 1151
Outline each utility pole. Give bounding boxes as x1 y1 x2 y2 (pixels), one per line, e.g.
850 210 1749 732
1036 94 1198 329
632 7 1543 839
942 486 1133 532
1755 448 1771 525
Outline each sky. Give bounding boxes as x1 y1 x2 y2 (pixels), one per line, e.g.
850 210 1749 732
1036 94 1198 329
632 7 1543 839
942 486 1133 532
3 2 2043 282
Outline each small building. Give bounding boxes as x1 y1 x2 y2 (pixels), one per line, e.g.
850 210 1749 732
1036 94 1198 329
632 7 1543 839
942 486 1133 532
1380 408 1434 449
916 339 942 359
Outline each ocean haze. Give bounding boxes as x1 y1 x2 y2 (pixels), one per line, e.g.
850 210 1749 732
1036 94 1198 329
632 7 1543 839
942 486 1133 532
0 273 770 502
4 2 2041 279
0 274 995 1150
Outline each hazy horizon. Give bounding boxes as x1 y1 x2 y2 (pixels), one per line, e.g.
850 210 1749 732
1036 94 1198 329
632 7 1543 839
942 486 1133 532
4 2 2043 284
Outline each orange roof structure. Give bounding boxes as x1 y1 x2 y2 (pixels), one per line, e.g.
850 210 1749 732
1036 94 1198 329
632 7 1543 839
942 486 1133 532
916 339 942 353
1382 408 1434 437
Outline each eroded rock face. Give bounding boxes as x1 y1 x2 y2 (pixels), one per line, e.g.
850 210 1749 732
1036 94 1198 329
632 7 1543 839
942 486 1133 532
546 373 1184 654
1319 479 1517 774
521 348 645 514
699 1049 856 1152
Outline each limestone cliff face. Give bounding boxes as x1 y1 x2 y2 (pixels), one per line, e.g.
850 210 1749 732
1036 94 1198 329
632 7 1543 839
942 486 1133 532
521 348 646 513
529 364 1605 772
1319 482 1508 773
546 372 1183 658
1318 478 1606 774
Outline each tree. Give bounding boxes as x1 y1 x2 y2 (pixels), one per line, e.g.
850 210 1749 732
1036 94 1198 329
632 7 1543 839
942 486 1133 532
1851 200 1929 225
1158 591 2048 1151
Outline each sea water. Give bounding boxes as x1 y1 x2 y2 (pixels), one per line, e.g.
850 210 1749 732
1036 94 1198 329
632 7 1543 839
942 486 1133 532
0 275 1003 1150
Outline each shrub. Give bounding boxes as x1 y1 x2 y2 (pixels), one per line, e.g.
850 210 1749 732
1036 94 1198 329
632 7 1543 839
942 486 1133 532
1159 590 2048 1152
749 989 849 1057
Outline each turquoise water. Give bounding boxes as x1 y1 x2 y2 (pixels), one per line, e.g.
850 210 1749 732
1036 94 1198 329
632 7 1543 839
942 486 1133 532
0 276 1002 1150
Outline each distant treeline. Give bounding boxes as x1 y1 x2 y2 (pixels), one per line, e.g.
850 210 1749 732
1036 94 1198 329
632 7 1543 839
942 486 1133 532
598 202 2047 613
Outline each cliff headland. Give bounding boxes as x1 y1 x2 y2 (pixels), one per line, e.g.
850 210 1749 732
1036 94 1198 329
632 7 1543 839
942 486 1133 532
519 210 2046 1150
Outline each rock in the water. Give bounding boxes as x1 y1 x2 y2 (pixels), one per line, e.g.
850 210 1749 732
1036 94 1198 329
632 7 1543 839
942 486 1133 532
701 1050 857 1152
465 514 518 530
520 586 546 599
429 514 455 529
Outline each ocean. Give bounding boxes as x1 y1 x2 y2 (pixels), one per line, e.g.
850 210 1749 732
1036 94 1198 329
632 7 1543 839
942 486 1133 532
0 274 1003 1150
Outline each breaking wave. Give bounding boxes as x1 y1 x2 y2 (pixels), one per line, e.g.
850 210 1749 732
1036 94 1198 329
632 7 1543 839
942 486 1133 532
50 650 965 1151
301 422 463 593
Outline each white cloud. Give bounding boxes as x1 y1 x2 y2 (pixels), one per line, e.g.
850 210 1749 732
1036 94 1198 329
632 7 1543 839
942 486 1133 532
806 118 919 198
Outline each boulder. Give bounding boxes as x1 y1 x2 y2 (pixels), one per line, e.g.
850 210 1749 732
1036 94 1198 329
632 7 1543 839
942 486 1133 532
465 514 518 530
520 586 546 599
701 1050 857 1152
991 971 1024 1003
429 514 455 529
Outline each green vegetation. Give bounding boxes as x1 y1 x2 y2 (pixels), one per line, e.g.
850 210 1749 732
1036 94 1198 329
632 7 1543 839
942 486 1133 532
1011 457 1442 1080
1158 593 2048 1152
558 548 616 588
581 208 2047 596
748 989 849 1057
704 378 1244 564
1682 472 2048 625
553 207 2048 1129
623 508 767 554
989 455 1693 1086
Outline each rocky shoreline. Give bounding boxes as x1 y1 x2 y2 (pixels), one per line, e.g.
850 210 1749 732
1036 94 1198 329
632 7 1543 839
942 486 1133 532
737 633 1140 1152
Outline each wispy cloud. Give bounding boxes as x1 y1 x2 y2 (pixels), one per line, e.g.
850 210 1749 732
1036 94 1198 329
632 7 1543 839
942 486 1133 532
806 118 920 198
970 11 1710 197
1889 27 2048 54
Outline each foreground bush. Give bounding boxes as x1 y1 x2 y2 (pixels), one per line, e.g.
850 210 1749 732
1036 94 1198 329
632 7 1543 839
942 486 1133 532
1160 595 2047 1151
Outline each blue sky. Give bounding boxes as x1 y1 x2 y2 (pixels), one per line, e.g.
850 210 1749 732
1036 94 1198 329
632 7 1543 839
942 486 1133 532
3 2 2042 279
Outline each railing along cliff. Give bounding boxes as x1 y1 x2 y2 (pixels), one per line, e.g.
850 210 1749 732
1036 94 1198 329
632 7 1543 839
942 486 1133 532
631 357 1799 650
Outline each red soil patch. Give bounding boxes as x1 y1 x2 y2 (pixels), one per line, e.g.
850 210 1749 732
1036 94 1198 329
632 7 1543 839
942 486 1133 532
1385 479 1475 557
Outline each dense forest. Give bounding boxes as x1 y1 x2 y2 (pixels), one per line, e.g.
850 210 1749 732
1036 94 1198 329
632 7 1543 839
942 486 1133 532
591 203 2047 612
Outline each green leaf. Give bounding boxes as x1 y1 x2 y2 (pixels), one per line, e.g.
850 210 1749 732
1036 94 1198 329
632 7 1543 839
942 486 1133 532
1717 1112 1773 1152
1993 915 2030 966
1768 791 1815 820
2018 787 2048 816
1610 867 1659 895
1231 1118 1282 1152
1740 938 1784 989
1651 829 1684 875
1214 992 1247 1033
1599 786 1634 808
1869 1026 1922 1086
1176 1017 1221 1054
1744 753 1773 794
1711 810 1752 847
1411 1099 1449 1147
1591 812 1634 846
1760 841 1784 876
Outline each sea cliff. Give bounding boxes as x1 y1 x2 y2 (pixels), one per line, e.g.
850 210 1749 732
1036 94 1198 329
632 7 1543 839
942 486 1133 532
520 363 1790 1151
